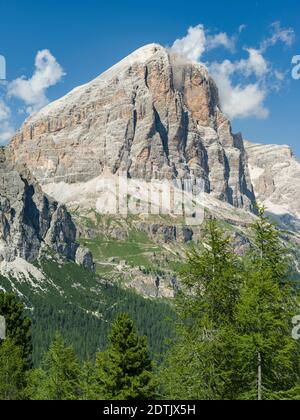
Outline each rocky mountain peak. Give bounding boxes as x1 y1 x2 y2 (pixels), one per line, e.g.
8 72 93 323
9 44 255 211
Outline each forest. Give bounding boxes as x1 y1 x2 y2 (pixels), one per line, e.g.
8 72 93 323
0 209 299 400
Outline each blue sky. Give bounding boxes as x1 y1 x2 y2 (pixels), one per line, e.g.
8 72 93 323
0 0 300 156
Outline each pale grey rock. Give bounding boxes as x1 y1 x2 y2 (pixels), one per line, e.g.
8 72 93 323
75 247 95 272
148 224 193 243
0 148 79 263
9 44 255 212
245 141 300 231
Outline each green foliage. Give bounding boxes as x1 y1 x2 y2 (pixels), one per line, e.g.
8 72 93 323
160 213 300 400
1 256 176 366
79 360 102 400
0 292 32 369
27 334 81 400
0 338 27 400
250 207 289 282
1 209 299 401
232 208 300 400
160 219 242 400
29 284 175 367
96 313 157 400
178 218 242 326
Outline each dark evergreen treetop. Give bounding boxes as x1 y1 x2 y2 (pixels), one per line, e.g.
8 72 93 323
96 313 157 400
0 292 32 369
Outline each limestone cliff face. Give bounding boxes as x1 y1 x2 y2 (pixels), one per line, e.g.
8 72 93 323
245 141 300 231
9 44 255 211
0 148 94 269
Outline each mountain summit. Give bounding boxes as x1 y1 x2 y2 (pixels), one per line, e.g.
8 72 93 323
10 44 255 211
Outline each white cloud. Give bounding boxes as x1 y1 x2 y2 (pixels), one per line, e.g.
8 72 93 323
210 60 269 119
171 24 236 62
0 49 64 145
0 99 10 121
171 25 207 62
260 22 295 51
239 24 247 33
171 22 294 121
207 32 235 53
239 48 269 77
8 49 65 114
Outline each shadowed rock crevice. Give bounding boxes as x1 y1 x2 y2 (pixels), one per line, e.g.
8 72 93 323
153 107 169 158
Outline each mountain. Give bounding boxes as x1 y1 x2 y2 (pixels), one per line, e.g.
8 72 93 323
0 147 95 275
0 43 299 363
245 141 300 232
0 147 174 365
6 43 299 293
9 44 255 212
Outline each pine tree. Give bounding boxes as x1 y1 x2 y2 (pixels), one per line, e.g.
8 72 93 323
160 219 242 400
0 292 32 369
96 313 156 400
160 214 300 400
0 338 26 400
233 208 300 400
79 360 102 400
27 333 82 400
178 218 242 326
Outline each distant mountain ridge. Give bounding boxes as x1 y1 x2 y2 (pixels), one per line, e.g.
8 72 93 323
245 141 300 232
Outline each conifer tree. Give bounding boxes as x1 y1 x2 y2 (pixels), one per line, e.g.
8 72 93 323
96 313 156 400
160 214 300 400
0 338 26 400
234 208 300 400
160 219 242 400
27 333 81 400
79 360 102 400
0 292 32 369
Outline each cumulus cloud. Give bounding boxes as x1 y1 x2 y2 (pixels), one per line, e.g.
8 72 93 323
0 49 64 145
8 49 65 114
0 99 10 121
209 48 270 120
171 22 295 120
171 24 236 62
238 48 269 77
210 58 269 120
171 25 207 62
206 32 236 53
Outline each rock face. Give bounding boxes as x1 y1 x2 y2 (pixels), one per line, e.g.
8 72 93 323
9 44 255 212
0 148 94 266
148 224 193 243
75 247 96 272
245 141 300 231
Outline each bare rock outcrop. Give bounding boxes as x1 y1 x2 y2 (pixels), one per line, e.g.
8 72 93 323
0 148 94 267
245 141 300 231
9 44 255 213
